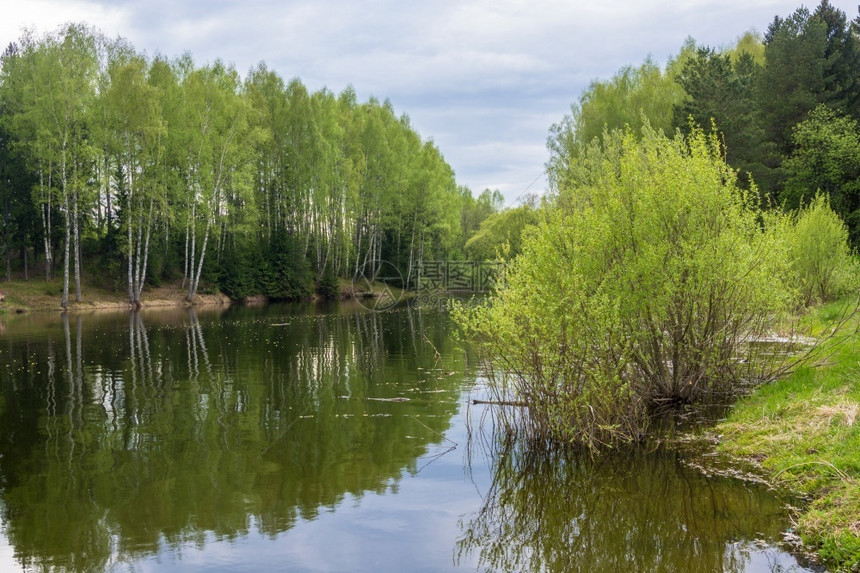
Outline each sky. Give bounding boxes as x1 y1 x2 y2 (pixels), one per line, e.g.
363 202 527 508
2 0 858 206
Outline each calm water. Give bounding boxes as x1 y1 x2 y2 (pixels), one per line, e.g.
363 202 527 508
0 301 817 572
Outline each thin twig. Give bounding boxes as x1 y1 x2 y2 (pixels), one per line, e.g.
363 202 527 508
411 415 457 446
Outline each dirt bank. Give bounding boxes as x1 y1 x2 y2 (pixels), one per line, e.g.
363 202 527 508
0 279 231 314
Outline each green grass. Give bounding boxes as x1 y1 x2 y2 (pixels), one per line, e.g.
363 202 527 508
718 297 860 571
0 277 66 312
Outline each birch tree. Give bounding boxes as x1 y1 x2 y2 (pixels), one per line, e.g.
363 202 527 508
105 55 165 305
5 25 98 306
181 61 251 301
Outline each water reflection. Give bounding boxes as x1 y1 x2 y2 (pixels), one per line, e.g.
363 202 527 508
457 435 810 573
0 303 467 571
0 304 815 572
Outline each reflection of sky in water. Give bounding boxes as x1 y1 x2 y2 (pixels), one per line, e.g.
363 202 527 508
113 409 490 572
0 455 820 573
739 544 814 573
0 525 15 570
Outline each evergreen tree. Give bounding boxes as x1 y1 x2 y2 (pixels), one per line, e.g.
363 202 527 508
674 47 773 190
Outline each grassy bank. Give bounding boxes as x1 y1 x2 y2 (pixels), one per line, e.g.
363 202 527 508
717 299 860 571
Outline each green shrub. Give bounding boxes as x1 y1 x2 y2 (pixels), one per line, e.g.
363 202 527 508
456 126 795 449
788 194 857 306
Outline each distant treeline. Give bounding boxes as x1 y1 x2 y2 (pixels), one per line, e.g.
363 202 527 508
3 0 859 306
548 0 860 241
0 24 507 305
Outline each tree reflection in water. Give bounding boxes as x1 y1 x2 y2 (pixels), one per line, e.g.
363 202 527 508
0 304 466 571
457 432 809 573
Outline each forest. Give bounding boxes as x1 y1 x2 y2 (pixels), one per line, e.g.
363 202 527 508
1 0 860 308
548 0 860 239
457 0 860 446
0 24 507 306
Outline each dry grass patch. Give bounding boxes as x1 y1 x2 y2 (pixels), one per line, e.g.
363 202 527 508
815 402 859 428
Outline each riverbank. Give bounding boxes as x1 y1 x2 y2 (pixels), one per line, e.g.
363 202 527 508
0 278 231 313
0 276 399 314
717 298 860 572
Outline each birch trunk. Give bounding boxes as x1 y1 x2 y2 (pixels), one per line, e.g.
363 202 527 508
187 216 211 302
73 187 81 303
61 148 70 309
135 200 154 303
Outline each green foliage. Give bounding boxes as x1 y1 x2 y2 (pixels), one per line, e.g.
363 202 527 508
783 105 860 242
218 241 257 299
317 263 340 300
673 46 773 190
726 30 766 66
547 47 691 191
660 2 860 207
460 187 504 244
578 56 687 144
787 194 857 305
459 127 794 449
0 67 38 281
758 2 860 160
262 231 313 299
759 6 831 156
463 205 538 261
0 24 471 301
813 0 860 117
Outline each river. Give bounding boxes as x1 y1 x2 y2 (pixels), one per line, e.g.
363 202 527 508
0 301 819 571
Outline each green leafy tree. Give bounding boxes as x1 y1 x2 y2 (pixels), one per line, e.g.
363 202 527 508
547 45 692 193
577 57 686 145
104 54 166 305
783 104 860 241
0 34 56 280
0 24 470 301
180 61 253 301
1 26 100 299
20 25 100 307
0 43 39 281
463 205 538 261
788 194 857 305
813 0 860 116
460 188 504 243
759 7 829 156
758 2 860 157
726 30 766 66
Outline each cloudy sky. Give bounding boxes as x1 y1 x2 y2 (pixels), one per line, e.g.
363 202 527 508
2 0 858 205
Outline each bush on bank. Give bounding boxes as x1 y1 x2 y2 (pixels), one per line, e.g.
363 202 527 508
456 126 854 450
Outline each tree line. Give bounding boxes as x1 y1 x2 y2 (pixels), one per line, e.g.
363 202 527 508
548 0 860 243
0 24 505 306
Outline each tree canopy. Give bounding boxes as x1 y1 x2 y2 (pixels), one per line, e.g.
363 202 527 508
549 0 860 241
0 25 500 301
